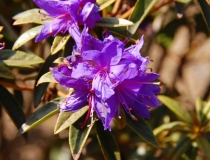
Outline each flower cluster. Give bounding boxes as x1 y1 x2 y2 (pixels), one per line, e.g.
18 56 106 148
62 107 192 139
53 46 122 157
34 0 101 42
51 28 161 130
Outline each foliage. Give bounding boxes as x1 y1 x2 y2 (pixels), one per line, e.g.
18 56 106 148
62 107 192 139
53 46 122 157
0 0 210 160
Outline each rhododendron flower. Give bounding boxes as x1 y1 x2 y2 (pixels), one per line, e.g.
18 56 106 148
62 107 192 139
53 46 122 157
51 30 161 130
33 0 101 42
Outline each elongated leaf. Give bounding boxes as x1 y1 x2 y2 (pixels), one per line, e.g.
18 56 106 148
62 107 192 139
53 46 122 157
69 118 95 160
197 0 210 30
16 98 62 136
169 136 191 160
0 50 44 67
96 121 121 160
98 0 116 10
126 114 158 147
13 9 49 25
54 106 88 134
51 34 70 55
13 8 45 20
202 101 210 125
195 98 203 123
37 72 57 85
95 17 133 27
0 85 26 130
196 136 210 159
127 0 158 35
0 64 15 79
12 25 43 50
34 53 60 108
97 0 115 6
154 121 191 136
158 95 192 124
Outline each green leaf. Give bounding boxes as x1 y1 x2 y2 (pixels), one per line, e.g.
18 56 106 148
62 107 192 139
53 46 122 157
154 121 191 136
16 98 62 136
0 64 15 79
51 34 71 55
69 118 95 160
169 136 192 160
96 121 121 160
127 0 158 35
112 106 126 129
12 25 43 50
0 50 44 67
34 53 60 108
37 72 57 85
96 0 115 6
196 136 210 159
54 106 88 134
158 95 192 124
202 101 210 125
197 0 210 31
126 114 158 147
13 9 49 25
0 85 26 130
98 0 116 10
95 17 133 27
195 98 203 123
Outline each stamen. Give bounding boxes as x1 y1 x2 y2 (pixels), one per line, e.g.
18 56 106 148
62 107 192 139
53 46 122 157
121 81 162 86
118 116 121 119
123 37 130 44
146 68 153 72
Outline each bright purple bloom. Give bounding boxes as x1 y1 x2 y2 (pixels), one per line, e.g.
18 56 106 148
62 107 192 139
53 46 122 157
33 0 101 42
51 30 161 130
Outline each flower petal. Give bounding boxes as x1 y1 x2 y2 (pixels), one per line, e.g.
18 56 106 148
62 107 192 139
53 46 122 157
33 0 69 16
35 18 69 42
60 89 88 112
78 2 101 28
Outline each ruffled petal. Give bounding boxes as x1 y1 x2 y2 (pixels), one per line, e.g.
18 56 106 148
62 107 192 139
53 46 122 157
60 89 89 112
78 2 101 28
103 95 119 130
35 18 69 42
93 75 115 100
138 85 161 107
33 0 69 16
52 65 90 89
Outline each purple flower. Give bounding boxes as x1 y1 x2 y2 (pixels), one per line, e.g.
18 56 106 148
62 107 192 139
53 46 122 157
51 31 161 130
33 0 101 42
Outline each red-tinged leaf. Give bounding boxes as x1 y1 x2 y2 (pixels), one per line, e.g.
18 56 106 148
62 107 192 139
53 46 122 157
96 121 121 160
